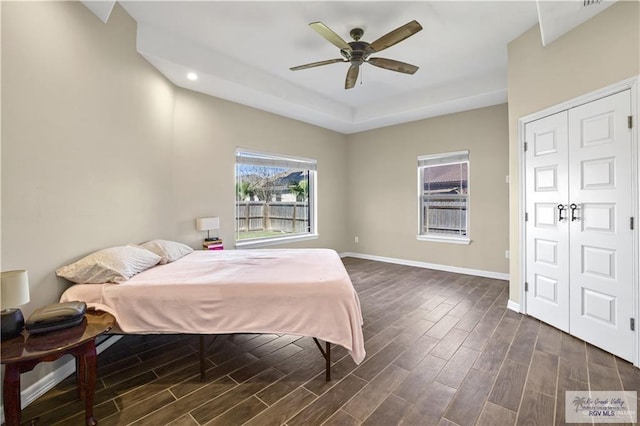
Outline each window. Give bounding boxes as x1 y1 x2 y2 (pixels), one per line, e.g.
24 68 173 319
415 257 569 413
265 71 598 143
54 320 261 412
417 151 470 243
235 149 317 247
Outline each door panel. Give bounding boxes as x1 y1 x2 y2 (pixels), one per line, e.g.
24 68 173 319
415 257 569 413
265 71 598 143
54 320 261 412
581 203 616 233
525 111 570 332
581 288 616 324
568 90 634 362
581 157 615 189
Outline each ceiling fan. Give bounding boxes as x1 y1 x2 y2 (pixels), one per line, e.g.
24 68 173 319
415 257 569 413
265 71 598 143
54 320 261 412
290 20 423 90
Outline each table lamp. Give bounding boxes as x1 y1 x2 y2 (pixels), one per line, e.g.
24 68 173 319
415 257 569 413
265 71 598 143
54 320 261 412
1 270 31 340
196 217 220 241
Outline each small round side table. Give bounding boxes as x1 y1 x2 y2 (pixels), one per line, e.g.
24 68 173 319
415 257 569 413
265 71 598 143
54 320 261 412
1 310 115 426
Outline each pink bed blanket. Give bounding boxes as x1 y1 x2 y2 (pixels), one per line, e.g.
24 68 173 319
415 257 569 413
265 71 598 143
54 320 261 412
60 248 365 364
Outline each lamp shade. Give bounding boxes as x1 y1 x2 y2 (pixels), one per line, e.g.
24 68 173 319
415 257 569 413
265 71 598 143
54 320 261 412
1 270 30 310
196 217 220 231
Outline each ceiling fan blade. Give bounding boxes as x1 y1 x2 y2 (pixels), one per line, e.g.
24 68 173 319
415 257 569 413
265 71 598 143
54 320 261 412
367 57 419 74
369 20 423 53
290 58 346 71
309 22 352 52
345 65 359 89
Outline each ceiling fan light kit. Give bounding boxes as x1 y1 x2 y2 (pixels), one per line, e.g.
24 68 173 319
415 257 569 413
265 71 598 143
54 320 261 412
290 20 423 90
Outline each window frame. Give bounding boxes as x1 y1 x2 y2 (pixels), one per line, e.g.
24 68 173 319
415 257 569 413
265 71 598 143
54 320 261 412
235 149 318 248
416 150 471 245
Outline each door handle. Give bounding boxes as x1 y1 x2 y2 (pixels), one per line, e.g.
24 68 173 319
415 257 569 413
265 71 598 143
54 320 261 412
570 203 579 221
557 204 567 222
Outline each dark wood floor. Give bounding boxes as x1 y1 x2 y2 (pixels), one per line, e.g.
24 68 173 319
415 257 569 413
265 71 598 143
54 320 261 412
21 257 639 425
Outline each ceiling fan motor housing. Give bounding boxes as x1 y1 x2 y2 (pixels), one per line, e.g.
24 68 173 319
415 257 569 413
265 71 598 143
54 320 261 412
341 41 373 66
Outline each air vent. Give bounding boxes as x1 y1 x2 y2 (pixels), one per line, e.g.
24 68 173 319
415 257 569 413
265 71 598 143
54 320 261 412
583 0 602 6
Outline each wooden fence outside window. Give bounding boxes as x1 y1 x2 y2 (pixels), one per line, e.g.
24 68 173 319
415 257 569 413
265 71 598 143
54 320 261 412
236 201 309 235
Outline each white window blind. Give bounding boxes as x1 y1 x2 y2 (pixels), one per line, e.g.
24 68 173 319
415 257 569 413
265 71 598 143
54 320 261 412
236 150 317 171
418 150 468 167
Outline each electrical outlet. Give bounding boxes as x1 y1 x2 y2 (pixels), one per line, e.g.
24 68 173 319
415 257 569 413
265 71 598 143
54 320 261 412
505 250 510 259
354 236 359 243
505 175 510 184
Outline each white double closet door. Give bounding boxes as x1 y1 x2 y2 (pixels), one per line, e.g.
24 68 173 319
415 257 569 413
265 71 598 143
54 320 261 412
525 90 635 362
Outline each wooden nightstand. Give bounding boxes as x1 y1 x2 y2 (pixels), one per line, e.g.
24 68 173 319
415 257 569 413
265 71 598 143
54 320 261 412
1 310 115 426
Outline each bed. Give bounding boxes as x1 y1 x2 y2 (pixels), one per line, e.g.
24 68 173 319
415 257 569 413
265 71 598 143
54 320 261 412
59 248 366 380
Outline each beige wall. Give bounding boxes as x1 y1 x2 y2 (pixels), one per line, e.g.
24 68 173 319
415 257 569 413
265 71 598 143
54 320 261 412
507 1 640 304
2 0 177 305
171 88 349 252
1 1 347 392
2 1 176 388
346 104 510 275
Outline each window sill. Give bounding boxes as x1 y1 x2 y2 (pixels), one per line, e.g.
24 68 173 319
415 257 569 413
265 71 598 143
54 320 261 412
416 235 471 245
235 233 319 249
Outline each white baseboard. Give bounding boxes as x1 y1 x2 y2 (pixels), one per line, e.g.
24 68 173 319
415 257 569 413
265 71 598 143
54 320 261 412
0 335 122 423
507 300 521 313
340 252 510 281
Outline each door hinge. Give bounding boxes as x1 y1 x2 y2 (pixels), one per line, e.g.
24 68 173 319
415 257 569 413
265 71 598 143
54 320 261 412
525 282 529 292
631 217 635 230
628 115 633 129
631 318 635 331
524 142 528 152
525 212 529 222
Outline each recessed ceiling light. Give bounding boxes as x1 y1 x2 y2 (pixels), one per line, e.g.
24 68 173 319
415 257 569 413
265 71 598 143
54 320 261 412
187 72 198 81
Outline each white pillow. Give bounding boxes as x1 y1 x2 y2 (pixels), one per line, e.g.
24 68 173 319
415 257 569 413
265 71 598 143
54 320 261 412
140 239 193 264
56 246 161 284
